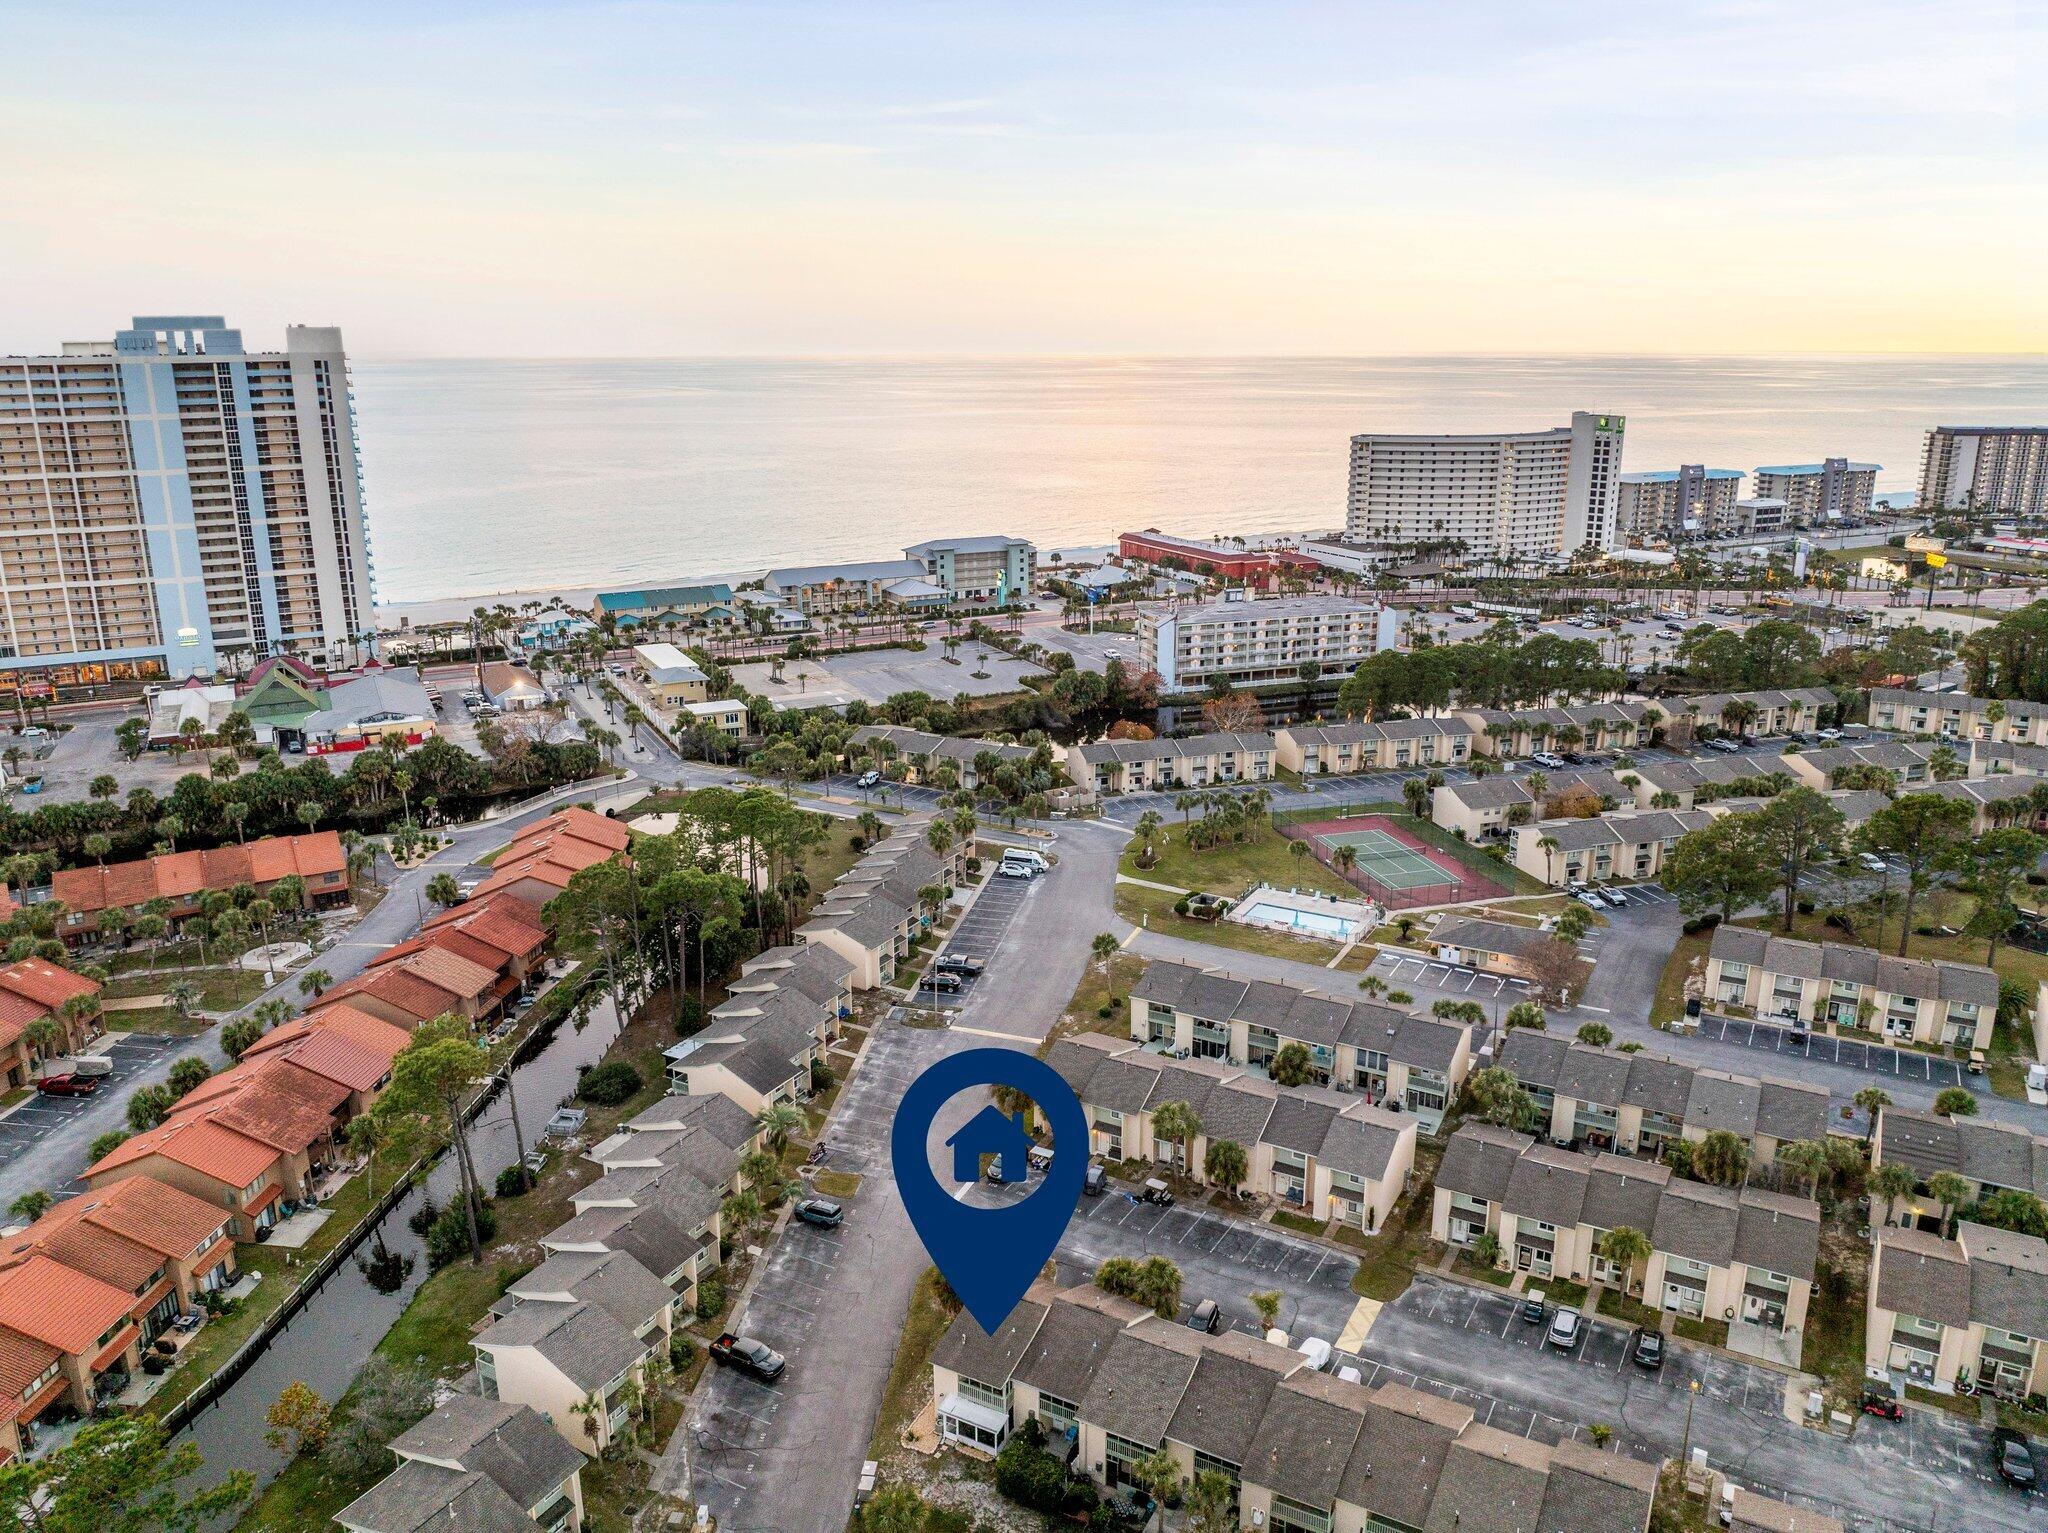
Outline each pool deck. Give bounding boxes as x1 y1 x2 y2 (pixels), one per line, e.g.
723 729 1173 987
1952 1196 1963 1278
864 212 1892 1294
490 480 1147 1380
1227 883 1380 943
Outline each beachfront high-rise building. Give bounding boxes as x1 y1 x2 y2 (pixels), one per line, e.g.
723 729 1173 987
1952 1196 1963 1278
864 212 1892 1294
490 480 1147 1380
1616 465 1743 539
1752 458 1877 524
1918 426 2048 517
1345 412 1625 562
0 316 374 686
904 535 1036 603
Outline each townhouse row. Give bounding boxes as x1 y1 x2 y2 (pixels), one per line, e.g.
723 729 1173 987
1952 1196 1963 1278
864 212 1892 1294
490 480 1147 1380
1434 1123 1823 1346
1867 685 2048 746
794 818 969 989
930 1280 1662 1533
0 955 104 1088
1706 926 2000 1051
1045 1034 1418 1234
1126 958 1476 1132
51 829 352 943
847 724 1038 792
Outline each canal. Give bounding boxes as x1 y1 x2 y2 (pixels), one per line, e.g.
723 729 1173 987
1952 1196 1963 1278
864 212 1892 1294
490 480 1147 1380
176 993 630 1521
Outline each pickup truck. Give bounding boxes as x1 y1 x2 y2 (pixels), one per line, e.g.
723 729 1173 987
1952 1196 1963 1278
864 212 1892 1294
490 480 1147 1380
36 1073 99 1097
710 1332 786 1382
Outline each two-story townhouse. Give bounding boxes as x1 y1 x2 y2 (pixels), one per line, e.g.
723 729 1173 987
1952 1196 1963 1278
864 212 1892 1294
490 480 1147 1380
1045 1034 1418 1232
1510 807 1714 885
542 1176 724 1313
473 1299 661 1455
1870 1106 2048 1217
1670 687 1836 740
1866 1221 2048 1397
1273 717 1475 776
51 830 351 943
1867 686 2048 745
1706 927 1999 1048
1496 1033 1830 1160
336 1394 586 1533
1065 732 1275 797
1456 701 1661 758
928 1282 1660 1532
0 957 103 1087
1783 739 1978 793
663 1003 818 1116
1125 959 1472 1130
846 724 1040 790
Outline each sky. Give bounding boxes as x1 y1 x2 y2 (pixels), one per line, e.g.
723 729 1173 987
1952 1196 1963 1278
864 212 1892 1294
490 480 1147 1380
3 0 2042 357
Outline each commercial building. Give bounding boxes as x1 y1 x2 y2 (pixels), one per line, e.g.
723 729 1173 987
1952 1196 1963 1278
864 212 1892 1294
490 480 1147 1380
1345 412 1625 560
0 316 373 685
295 666 438 754
1139 594 1398 691
1751 460 1878 523
927 1280 1659 1530
629 642 709 707
1616 466 1742 539
1705 927 1998 1049
761 558 943 614
1115 529 1319 581
1917 426 2048 516
904 535 1035 603
1866 1221 2047 1398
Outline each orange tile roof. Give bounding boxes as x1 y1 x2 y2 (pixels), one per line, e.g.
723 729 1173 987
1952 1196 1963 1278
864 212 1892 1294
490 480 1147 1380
395 946 499 1001
50 832 346 917
29 1177 230 1263
0 1254 138 1354
87 1113 279 1189
243 1004 411 1076
0 1328 61 1419
172 1062 347 1153
0 958 100 1012
259 1028 398 1095
9 1221 160 1293
373 926 511 976
317 966 461 1024
423 889 546 937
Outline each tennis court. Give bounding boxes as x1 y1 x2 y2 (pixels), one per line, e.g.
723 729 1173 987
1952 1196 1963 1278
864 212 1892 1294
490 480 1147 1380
1310 826 1453 889
1279 813 1508 911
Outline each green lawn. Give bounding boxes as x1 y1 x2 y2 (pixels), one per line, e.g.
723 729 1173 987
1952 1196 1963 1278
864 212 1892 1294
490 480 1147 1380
869 1267 962 1460
1115 883 1354 967
103 966 268 1014
1122 821 1357 901
1596 1287 1663 1329
1343 1146 1444 1302
1271 1208 1328 1237
1535 1277 1589 1310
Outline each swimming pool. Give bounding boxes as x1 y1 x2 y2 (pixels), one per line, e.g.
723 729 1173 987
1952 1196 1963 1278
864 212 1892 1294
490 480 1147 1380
1232 895 1363 941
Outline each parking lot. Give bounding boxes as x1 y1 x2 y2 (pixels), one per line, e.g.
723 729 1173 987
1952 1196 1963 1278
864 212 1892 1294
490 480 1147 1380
908 861 1037 1010
0 1032 181 1183
1694 1012 1968 1087
816 773 951 813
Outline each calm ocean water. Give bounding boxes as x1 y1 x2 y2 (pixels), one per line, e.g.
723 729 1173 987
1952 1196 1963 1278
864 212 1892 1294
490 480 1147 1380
352 355 2048 606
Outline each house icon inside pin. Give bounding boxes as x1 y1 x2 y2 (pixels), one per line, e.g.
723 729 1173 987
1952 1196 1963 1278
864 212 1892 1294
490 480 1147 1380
945 1105 1033 1184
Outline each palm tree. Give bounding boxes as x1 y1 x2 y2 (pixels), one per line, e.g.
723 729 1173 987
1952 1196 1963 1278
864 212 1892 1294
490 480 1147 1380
297 968 333 1000
1854 1087 1891 1144
1927 1172 1972 1237
1537 834 1561 885
1869 1162 1915 1226
1150 1100 1200 1171
1091 932 1121 967
756 1101 805 1151
1596 1226 1651 1295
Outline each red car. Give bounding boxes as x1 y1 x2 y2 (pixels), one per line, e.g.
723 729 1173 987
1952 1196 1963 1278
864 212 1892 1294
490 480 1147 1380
36 1074 98 1097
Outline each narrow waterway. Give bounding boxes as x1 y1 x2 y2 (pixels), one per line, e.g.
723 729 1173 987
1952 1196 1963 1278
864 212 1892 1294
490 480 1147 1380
177 995 630 1522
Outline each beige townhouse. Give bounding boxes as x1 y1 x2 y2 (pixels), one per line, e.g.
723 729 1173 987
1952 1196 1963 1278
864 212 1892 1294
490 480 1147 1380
1066 731 1275 797
1510 807 1715 886
1707 927 1999 1049
847 724 1039 791
928 1281 1659 1532
1783 739 1977 792
1497 1033 1830 1160
1046 1034 1417 1234
1867 1221 2048 1398
1273 717 1474 776
1868 686 2048 745
1456 700 1661 758
1870 1105 2048 1215
1668 687 1836 741
1126 958 1472 1131
1428 766 1628 841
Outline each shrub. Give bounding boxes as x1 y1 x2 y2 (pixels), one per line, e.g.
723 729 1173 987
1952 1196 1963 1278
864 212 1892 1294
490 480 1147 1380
669 1332 696 1370
87 1130 129 1165
1096 1004 1112 1018
1174 896 1192 916
1681 913 1723 936
495 1164 536 1198
810 1057 837 1094
425 1199 497 1271
673 995 703 1036
1795 899 1815 915
575 1060 642 1106
695 1273 728 1322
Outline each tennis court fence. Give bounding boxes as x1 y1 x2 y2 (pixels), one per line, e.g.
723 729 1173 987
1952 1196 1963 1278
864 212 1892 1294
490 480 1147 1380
1277 817 1503 913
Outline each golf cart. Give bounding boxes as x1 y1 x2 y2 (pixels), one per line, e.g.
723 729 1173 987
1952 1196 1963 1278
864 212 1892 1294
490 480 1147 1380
1139 1177 1175 1207
1860 1367 1903 1421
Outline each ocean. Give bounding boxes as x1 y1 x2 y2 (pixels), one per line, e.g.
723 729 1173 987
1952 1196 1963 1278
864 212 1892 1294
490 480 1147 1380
352 354 2048 612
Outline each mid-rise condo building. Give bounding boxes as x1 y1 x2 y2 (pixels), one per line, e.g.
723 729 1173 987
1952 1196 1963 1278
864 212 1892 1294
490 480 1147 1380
1616 465 1742 538
904 535 1035 602
1138 593 1399 691
1752 458 1877 523
1918 426 2048 516
1345 412 1624 560
0 316 374 685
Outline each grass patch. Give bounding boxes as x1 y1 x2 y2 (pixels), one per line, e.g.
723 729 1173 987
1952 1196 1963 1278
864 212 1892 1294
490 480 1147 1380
869 1267 961 1460
1270 1208 1328 1237
1650 925 1714 1027
1115 883 1348 966
812 1170 862 1198
1997 1398 2048 1437
1801 1225 1869 1413
1122 821 1358 901
1535 1277 1589 1310
1453 1253 1512 1287
1672 1315 1729 1349
1334 943 1381 972
1347 1145 1444 1302
103 966 268 1014
1906 1383 1979 1419
1044 951 1145 1054
1596 1287 1663 1329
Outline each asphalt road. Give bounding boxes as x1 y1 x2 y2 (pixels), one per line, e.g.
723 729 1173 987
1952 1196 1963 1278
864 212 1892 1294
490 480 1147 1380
669 817 1130 1533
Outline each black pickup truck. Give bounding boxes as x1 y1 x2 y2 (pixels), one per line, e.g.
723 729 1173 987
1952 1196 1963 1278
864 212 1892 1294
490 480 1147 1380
710 1332 786 1382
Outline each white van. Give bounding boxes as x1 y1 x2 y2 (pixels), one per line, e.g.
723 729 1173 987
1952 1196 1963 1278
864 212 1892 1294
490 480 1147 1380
999 848 1049 874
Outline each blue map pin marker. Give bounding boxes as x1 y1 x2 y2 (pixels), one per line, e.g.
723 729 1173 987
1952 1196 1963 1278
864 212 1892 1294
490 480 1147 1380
892 1047 1088 1334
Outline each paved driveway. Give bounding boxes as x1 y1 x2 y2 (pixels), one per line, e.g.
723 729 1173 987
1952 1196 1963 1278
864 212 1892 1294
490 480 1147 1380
909 868 1035 1011
0 1032 179 1187
1693 1013 1968 1088
816 773 951 814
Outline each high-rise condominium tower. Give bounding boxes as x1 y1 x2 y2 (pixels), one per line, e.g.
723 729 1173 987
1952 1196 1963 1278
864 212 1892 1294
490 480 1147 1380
1918 426 2048 517
0 316 374 684
1345 412 1624 562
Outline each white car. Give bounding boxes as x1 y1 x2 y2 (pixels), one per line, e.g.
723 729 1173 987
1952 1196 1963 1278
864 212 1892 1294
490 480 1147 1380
1598 887 1628 908
1573 890 1605 910
1858 852 1888 873
1816 728 1843 741
1531 752 1567 769
1705 737 1742 753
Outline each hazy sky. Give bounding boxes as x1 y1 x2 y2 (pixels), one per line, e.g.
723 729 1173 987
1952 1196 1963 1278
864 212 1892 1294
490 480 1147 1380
5 1 2041 357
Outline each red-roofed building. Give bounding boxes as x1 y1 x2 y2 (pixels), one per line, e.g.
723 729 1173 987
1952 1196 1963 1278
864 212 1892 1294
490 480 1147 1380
311 963 466 1032
242 1004 410 1114
51 831 349 943
471 807 630 910
0 1254 143 1423
1116 529 1322 581
0 958 102 1087
82 1106 307 1240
